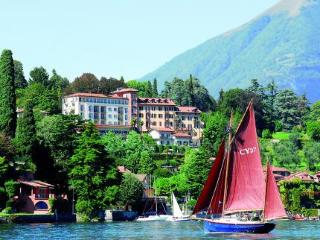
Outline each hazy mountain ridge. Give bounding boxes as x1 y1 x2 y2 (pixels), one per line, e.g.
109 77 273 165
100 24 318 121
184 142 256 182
141 0 320 102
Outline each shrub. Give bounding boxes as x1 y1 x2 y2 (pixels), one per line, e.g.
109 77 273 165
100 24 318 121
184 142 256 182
306 121 320 141
262 129 272 139
4 180 19 198
275 120 283 132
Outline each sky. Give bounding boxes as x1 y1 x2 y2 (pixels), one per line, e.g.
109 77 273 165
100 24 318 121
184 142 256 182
0 0 279 82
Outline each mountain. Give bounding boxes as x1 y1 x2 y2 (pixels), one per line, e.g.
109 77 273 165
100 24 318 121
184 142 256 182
141 0 320 102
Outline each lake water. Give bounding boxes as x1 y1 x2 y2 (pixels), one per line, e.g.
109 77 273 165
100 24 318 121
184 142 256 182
0 220 319 239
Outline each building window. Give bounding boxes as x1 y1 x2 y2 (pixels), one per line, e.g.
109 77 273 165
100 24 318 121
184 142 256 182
159 107 162 111
101 106 105 112
89 105 93 112
188 124 192 130
169 122 173 127
108 108 112 112
188 116 192 121
80 105 84 111
114 108 117 111
181 116 185 120
139 113 144 118
152 121 157 126
158 114 163 118
94 106 99 112
159 122 162 126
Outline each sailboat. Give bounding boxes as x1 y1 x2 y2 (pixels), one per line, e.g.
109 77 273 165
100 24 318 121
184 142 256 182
167 193 190 222
137 179 170 221
193 101 287 233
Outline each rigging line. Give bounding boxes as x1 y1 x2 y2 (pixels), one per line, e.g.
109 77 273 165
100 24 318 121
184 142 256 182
222 112 233 216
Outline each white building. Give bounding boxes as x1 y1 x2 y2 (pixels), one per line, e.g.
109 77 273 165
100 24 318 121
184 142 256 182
148 128 192 146
62 93 129 126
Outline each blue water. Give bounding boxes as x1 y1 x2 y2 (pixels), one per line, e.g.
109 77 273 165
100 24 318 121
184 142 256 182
0 220 319 239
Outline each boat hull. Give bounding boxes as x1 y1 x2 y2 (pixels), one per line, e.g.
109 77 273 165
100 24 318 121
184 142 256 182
204 219 275 233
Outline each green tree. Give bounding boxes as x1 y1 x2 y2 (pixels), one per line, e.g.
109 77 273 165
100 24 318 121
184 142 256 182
201 111 228 156
126 80 149 97
37 114 81 169
66 73 100 94
154 174 188 197
146 81 153 97
152 78 158 97
139 150 155 174
218 87 264 131
180 148 211 198
13 101 37 173
0 133 15 165
303 142 320 171
124 131 155 173
0 49 16 138
99 76 127 95
118 173 144 208
101 131 126 165
272 141 300 169
13 60 27 88
307 101 320 122
274 90 307 130
68 123 121 220
29 66 50 87
17 82 60 114
306 121 320 141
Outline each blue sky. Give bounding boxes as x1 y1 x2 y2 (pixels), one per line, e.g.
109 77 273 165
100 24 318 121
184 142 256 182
0 0 278 81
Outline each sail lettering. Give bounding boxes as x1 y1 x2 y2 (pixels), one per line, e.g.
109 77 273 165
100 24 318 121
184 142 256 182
239 147 256 155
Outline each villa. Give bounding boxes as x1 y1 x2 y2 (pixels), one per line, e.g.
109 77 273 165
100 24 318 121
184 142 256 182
15 180 55 214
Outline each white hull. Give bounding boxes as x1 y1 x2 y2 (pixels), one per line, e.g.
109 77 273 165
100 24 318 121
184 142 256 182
137 215 170 221
166 216 190 222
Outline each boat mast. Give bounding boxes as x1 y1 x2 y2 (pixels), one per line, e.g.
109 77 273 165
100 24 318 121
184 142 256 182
222 112 233 216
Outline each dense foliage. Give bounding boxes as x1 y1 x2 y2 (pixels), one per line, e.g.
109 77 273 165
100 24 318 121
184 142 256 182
0 48 319 217
161 75 216 112
0 49 16 138
68 123 121 221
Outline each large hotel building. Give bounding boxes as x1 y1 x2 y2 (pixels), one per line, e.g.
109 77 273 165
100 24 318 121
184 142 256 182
62 88 203 146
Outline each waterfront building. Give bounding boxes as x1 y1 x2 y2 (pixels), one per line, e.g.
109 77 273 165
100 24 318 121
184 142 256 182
15 180 55 214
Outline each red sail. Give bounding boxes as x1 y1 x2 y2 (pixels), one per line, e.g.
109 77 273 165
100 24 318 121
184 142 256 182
192 140 225 214
224 102 266 213
264 162 287 220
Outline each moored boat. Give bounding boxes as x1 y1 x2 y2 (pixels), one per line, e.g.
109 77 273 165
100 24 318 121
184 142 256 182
166 193 190 222
193 101 287 234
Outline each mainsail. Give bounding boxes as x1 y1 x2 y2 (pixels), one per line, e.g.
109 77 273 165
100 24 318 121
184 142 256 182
223 102 265 213
192 140 225 214
264 162 287 220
